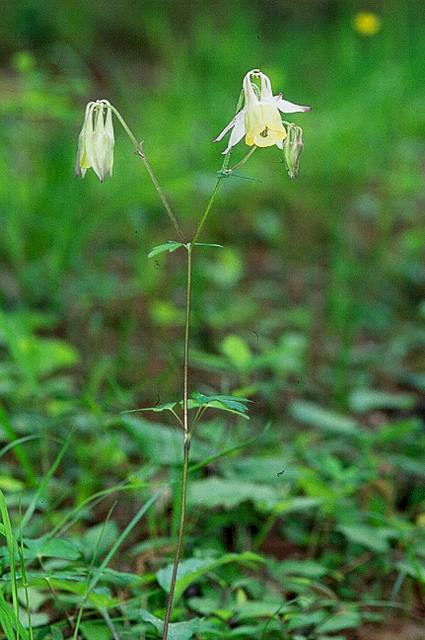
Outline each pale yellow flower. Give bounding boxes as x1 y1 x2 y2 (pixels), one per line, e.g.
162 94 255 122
353 12 381 37
215 69 311 154
75 100 115 182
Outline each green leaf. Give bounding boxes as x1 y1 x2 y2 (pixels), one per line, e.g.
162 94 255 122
148 241 185 258
0 591 29 640
194 243 223 249
317 609 361 633
191 392 251 418
396 559 425 583
15 337 80 378
81 521 119 558
279 560 328 579
50 626 64 640
140 609 201 640
235 600 290 621
156 552 263 602
289 401 360 436
119 416 211 465
188 478 277 510
124 401 178 414
25 538 81 561
271 496 323 515
287 610 327 630
349 389 415 413
337 525 391 553
221 335 252 371
80 622 112 640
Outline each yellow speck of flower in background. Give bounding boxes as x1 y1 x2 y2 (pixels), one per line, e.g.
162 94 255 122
353 11 381 36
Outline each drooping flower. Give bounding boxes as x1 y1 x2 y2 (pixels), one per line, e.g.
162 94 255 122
215 69 311 154
75 100 115 181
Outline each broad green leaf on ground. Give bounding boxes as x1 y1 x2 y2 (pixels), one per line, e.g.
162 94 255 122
141 609 201 640
24 574 120 607
337 525 394 553
220 335 252 371
148 241 185 258
156 552 263 602
222 455 293 483
269 496 323 515
118 416 210 464
80 622 111 640
19 608 49 628
286 610 327 630
187 596 223 616
279 560 329 579
289 401 360 436
188 598 283 625
396 559 425 583
24 538 81 561
80 521 119 558
386 453 425 477
349 388 415 413
188 477 278 510
317 608 361 633
234 599 291 621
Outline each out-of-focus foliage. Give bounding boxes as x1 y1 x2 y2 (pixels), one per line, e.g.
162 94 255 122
0 1 424 638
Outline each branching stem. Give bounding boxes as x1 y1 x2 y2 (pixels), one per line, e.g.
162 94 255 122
110 105 186 243
110 91 254 639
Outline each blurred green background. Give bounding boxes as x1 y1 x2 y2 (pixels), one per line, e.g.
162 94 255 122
0 1 424 638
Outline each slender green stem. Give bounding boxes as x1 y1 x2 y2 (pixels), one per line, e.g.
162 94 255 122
140 152 186 243
192 177 224 244
228 145 257 172
109 104 186 243
182 245 193 436
192 144 256 246
192 149 233 244
192 89 244 244
162 244 193 640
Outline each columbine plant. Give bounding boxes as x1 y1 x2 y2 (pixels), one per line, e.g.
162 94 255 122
75 68 310 639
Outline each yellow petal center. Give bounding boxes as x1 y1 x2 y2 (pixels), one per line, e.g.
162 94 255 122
245 103 286 148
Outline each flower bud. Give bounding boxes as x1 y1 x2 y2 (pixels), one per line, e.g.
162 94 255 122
282 123 304 179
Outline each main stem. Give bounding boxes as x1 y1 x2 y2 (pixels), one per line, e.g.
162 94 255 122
162 244 193 640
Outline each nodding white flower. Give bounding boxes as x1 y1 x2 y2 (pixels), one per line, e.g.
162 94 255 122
215 69 311 154
75 100 115 182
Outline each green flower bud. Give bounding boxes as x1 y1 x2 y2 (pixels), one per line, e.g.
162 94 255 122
282 123 304 179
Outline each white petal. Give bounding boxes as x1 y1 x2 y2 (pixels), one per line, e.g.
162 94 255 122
214 114 237 142
104 107 115 177
259 72 274 101
104 106 114 142
75 102 95 177
222 109 246 154
88 106 107 181
74 131 85 176
275 94 311 113
243 69 259 107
